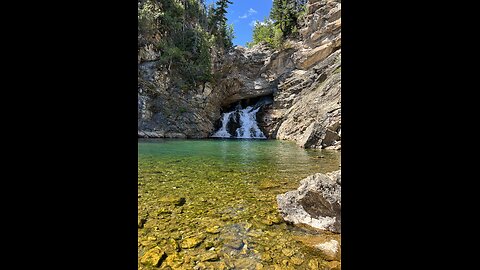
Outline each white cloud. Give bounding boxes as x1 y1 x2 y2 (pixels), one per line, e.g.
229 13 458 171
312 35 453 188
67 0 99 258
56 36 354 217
239 8 258 19
249 19 273 27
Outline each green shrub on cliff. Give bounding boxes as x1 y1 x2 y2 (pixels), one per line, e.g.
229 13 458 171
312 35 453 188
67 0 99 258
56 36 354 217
247 0 306 49
246 19 282 49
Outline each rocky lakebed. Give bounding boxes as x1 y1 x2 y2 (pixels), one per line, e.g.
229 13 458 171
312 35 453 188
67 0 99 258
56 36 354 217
138 139 341 270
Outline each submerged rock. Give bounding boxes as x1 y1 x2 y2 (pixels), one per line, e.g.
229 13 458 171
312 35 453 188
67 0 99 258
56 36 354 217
308 258 319 270
261 253 273 262
290 256 305 266
140 246 167 267
234 257 260 269
163 253 184 268
281 248 295 257
205 226 220 234
267 214 283 225
204 240 215 249
138 217 147 228
159 196 186 206
199 251 219 262
294 233 341 259
258 181 281 190
156 207 172 215
256 263 265 270
168 238 180 252
223 238 244 250
181 236 205 249
277 170 341 233
325 260 341 270
315 239 340 261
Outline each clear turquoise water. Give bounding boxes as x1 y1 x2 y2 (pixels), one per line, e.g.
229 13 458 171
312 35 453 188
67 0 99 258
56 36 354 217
138 139 340 269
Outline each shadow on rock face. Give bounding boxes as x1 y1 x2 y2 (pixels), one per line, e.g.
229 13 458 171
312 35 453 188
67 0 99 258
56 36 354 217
299 190 341 233
277 170 341 233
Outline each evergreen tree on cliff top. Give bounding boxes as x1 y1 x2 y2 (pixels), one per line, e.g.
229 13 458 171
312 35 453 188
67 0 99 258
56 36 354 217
270 0 293 37
213 0 232 25
211 0 234 49
270 0 305 37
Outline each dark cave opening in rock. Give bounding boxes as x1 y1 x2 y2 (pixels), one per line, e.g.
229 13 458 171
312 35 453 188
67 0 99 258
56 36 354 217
220 94 273 112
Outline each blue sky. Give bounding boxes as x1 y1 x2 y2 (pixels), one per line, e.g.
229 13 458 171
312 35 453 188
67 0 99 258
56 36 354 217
207 0 273 47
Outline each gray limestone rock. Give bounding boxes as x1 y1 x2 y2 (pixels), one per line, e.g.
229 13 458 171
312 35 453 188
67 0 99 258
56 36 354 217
277 170 341 233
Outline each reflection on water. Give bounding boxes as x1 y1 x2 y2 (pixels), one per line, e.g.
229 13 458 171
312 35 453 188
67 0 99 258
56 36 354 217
138 139 340 269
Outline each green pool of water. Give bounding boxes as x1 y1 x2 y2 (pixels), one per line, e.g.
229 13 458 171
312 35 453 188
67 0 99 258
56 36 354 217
138 139 340 269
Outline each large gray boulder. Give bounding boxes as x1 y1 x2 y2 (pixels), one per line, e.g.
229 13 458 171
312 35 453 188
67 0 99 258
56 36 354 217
277 170 341 233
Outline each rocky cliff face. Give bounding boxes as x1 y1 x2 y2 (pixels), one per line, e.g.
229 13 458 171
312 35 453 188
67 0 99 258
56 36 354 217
137 44 275 138
262 0 341 149
138 0 341 149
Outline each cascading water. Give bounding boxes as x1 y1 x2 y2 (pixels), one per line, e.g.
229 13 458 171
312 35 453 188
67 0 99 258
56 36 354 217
211 99 269 139
212 111 235 138
235 106 265 138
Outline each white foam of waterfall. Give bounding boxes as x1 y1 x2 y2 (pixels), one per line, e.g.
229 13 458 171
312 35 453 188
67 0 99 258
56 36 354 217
210 111 234 138
236 106 266 139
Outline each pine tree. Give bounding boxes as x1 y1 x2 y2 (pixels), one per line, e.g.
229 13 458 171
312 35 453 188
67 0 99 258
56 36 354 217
207 2 216 32
211 0 234 49
270 0 303 37
214 0 232 24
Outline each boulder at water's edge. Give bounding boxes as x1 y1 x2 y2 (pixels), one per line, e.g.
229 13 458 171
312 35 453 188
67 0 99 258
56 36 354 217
277 170 341 233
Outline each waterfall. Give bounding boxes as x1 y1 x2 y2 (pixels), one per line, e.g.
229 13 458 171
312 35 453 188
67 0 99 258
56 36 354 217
211 102 267 139
236 106 265 138
211 111 234 138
